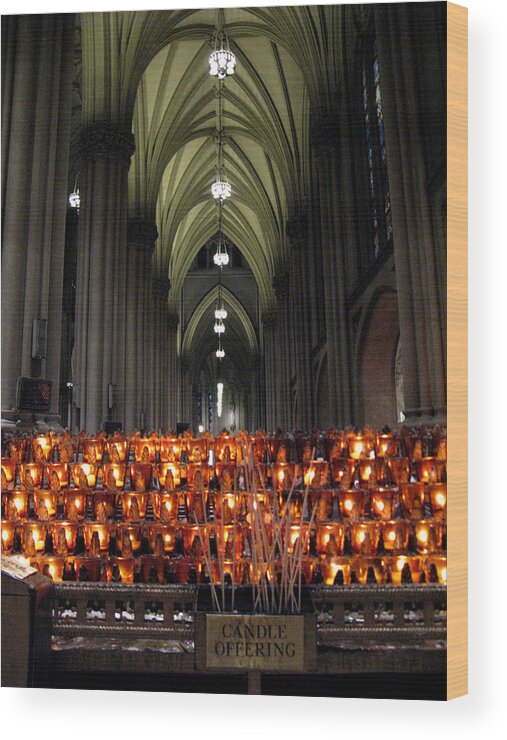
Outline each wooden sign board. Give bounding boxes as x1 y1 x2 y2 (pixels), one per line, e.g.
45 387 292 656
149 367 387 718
195 613 317 672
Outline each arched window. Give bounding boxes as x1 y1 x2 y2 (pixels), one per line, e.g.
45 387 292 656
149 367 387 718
361 39 393 260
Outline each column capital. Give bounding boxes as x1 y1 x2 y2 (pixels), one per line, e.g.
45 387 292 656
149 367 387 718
79 121 136 165
286 213 308 250
272 270 290 300
127 219 158 252
261 309 278 329
167 311 180 333
152 275 170 301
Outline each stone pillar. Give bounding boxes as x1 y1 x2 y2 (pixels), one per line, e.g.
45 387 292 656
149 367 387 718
152 276 170 432
312 114 354 428
261 310 278 432
374 5 446 421
272 270 292 431
287 214 314 431
124 220 157 434
167 311 180 430
1 14 74 420
73 121 135 433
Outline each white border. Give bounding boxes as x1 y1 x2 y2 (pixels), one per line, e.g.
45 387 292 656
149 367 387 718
1 0 506 737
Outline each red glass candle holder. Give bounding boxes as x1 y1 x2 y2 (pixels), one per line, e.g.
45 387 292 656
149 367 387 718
1 458 16 490
32 435 54 463
322 556 351 585
82 437 105 464
129 463 153 492
146 523 176 554
19 463 43 490
386 458 411 485
216 463 236 492
348 434 374 460
217 523 242 559
4 490 29 519
417 457 446 483
33 490 58 520
159 437 182 463
21 521 47 555
72 556 102 582
45 463 69 490
386 555 424 584
108 556 134 584
71 463 98 489
116 523 142 554
184 523 208 558
92 491 116 520
84 522 111 554
62 488 85 524
105 436 129 463
156 462 181 490
186 464 211 491
316 522 345 556
375 433 398 458
51 521 79 554
358 458 387 488
215 493 237 524
303 462 329 489
140 555 166 584
338 490 367 521
152 492 178 521
186 438 208 464
132 437 157 464
272 463 297 492
350 521 382 556
381 520 410 553
398 482 426 519
370 487 396 520
8 438 27 464
428 483 447 519
427 555 447 584
101 463 127 491
414 519 444 554
38 556 65 581
1 520 16 553
121 492 148 521
214 436 236 463
352 556 387 585
309 490 333 521
330 459 356 489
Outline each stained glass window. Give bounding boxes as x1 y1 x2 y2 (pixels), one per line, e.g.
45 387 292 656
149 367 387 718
362 41 392 260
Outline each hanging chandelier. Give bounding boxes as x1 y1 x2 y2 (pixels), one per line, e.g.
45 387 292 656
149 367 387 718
209 10 236 79
216 343 225 359
69 174 80 212
214 283 228 320
214 318 225 335
213 204 230 267
211 83 231 202
217 382 224 417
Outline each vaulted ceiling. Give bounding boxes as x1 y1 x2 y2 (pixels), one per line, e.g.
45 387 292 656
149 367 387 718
77 5 346 392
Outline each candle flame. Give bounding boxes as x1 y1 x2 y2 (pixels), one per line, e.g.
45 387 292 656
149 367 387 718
2 530 9 541
376 499 385 511
164 534 171 543
344 499 353 511
388 530 396 541
14 497 23 511
418 529 428 543
441 568 447 582
358 530 365 543
435 492 446 506
397 557 406 571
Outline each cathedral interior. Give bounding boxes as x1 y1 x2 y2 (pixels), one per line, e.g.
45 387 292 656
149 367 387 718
1 3 449 699
1 3 446 437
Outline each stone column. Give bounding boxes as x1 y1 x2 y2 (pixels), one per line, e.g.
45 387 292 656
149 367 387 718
167 312 180 430
261 310 278 432
374 5 446 420
312 115 354 428
287 214 314 431
73 121 135 433
272 270 292 431
151 276 171 431
1 14 74 420
124 219 157 434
